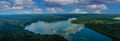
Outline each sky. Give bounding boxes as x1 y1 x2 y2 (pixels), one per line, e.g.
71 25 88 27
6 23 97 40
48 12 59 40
0 0 120 14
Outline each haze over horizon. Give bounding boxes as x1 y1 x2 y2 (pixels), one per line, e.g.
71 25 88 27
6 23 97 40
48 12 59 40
0 0 120 14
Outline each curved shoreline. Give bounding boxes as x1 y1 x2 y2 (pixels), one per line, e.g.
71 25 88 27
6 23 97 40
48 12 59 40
85 23 120 41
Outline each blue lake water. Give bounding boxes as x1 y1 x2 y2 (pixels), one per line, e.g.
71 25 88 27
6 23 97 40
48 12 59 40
25 18 112 41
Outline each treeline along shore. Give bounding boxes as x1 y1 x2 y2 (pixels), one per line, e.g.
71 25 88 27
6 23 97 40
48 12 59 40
71 14 120 41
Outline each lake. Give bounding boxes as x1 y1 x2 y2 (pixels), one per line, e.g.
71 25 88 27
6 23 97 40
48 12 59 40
25 18 112 41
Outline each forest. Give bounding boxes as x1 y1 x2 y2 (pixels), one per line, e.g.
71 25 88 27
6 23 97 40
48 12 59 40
0 14 70 41
71 14 120 41
0 14 120 41
0 14 93 41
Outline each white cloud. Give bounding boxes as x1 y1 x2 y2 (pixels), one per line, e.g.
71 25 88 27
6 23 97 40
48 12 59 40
44 0 120 6
11 6 24 9
44 0 79 5
72 9 88 14
94 10 100 14
15 8 42 14
12 0 37 8
44 0 120 14
0 0 119 14
87 4 107 10
47 8 63 13
87 4 107 14
47 8 57 13
0 1 11 10
0 0 42 14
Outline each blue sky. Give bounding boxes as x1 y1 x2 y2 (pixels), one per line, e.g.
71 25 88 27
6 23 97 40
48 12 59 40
102 4 120 14
0 0 120 14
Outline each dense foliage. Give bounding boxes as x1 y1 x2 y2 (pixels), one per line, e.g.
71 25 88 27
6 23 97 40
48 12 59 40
71 14 120 41
85 23 120 41
1 14 120 41
0 14 71 41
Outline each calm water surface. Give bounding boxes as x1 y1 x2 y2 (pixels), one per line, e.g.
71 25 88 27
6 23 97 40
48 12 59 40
25 18 112 41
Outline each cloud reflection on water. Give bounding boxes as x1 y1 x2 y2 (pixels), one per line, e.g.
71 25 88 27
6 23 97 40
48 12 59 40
25 18 85 40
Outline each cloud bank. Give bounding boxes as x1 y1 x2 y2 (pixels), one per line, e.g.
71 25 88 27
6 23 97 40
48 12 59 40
0 0 42 14
44 0 119 14
0 0 119 14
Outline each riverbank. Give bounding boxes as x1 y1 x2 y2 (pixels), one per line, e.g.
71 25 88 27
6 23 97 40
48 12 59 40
0 14 69 41
71 14 120 41
85 23 120 41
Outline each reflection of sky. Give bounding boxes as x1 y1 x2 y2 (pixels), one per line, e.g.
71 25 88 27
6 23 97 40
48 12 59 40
25 18 84 34
113 17 120 20
25 18 112 41
25 18 84 39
